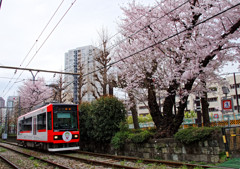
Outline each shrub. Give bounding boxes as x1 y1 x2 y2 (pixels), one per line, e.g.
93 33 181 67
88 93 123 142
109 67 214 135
79 96 127 143
111 122 129 149
111 127 153 149
79 102 94 141
174 127 219 144
127 130 153 144
111 131 130 149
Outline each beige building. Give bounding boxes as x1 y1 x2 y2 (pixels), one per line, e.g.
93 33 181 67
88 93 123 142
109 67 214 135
136 74 240 119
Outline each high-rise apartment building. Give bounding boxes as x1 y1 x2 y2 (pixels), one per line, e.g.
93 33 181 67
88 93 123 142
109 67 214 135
0 97 5 126
6 96 18 118
64 45 101 103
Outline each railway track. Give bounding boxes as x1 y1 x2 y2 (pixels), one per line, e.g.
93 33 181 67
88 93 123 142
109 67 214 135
63 150 228 169
0 154 20 169
1 141 230 169
0 141 136 168
0 143 70 169
77 150 220 169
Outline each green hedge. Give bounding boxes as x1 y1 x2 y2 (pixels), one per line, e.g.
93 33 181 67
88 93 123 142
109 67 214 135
174 127 220 145
111 123 154 149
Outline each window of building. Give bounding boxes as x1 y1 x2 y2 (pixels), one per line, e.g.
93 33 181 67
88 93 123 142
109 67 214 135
234 106 240 110
208 108 218 112
209 87 217 91
139 106 148 110
230 84 240 89
207 97 218 102
233 95 240 99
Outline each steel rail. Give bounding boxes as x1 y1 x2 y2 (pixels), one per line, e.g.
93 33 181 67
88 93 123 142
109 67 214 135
0 154 20 169
55 153 138 169
77 151 229 169
0 144 70 169
2 141 136 169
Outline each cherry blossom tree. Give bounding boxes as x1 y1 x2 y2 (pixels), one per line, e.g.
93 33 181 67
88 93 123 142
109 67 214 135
18 78 52 113
115 0 240 137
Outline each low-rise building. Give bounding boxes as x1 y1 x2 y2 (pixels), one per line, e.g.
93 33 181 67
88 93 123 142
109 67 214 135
135 74 240 119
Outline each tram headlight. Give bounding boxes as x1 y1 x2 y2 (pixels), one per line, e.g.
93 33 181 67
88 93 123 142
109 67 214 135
73 134 78 139
54 135 59 140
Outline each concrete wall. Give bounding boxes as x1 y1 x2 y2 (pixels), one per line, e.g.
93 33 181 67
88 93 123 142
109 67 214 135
80 135 226 163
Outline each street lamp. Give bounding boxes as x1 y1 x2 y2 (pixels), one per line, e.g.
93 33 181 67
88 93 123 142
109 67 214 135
222 86 230 98
222 86 231 127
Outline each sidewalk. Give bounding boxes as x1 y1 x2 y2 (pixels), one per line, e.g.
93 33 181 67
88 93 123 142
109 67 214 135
218 158 240 168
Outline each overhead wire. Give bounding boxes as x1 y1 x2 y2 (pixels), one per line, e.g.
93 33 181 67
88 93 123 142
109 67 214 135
1 0 65 97
4 0 185 98
2 0 77 98
17 1 240 112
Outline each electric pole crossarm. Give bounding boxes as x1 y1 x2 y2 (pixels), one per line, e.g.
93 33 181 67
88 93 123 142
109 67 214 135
0 65 80 75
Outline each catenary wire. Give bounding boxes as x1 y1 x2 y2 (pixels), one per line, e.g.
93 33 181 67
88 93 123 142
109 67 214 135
2 0 77 98
1 0 65 96
2 0 186 98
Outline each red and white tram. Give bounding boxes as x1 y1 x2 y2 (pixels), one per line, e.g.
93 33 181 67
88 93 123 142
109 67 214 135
17 103 80 152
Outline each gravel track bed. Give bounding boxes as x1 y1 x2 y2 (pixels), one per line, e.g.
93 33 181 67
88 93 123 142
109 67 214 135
0 143 113 169
66 152 176 169
0 147 55 169
0 158 15 169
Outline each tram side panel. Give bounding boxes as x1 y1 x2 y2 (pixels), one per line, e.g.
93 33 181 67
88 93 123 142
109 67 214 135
17 107 48 142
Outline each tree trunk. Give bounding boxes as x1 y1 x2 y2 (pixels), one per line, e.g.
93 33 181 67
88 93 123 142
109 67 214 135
128 92 140 129
147 82 162 130
153 79 195 138
201 91 210 127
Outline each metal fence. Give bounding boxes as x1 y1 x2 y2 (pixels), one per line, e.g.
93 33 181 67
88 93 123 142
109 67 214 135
129 114 240 129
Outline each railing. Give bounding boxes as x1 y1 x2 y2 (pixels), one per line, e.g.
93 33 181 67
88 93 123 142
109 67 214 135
129 114 240 129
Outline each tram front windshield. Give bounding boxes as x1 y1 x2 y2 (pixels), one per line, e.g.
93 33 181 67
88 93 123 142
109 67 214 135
53 106 78 131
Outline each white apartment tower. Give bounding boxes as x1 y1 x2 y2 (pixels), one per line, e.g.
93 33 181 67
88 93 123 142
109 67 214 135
64 45 100 103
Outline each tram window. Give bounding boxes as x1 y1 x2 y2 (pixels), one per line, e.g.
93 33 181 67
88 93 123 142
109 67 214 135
48 112 52 130
19 120 23 131
37 113 46 130
22 117 32 131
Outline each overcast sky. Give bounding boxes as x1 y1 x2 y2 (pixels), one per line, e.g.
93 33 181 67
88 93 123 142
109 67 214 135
0 0 157 101
0 0 239 102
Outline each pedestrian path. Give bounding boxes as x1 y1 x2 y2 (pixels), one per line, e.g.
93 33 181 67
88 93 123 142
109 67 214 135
218 158 240 168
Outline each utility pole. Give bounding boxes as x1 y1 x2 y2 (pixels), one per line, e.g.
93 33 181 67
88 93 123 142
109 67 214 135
233 73 239 113
195 95 202 127
73 50 78 104
30 70 39 84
